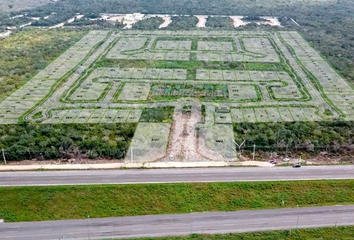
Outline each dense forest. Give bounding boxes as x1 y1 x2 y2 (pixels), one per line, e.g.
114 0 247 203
0 123 136 161
0 29 86 101
234 121 354 159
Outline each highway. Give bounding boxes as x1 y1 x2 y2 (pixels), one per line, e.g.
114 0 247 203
1 205 354 239
0 165 354 186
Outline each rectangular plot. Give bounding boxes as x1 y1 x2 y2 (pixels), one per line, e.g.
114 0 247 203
235 71 251 80
209 53 221 61
60 109 82 123
116 68 134 78
231 108 244 123
172 69 187 80
100 109 119 123
196 69 209 80
26 79 56 88
265 108 282 122
130 68 147 78
220 54 232 62
71 83 107 101
196 53 209 61
209 70 223 80
155 40 191 50
231 54 244 62
165 52 178 60
152 52 166 60
42 110 69 124
118 83 151 101
103 68 119 78
263 71 280 80
144 69 160 79
74 109 94 123
126 110 142 122
115 110 130 122
215 112 232 124
0 100 36 109
243 108 257 122
288 107 307 121
301 108 322 121
0 118 19 124
176 53 190 61
254 108 269 122
249 71 265 81
278 107 294 122
0 113 20 119
126 123 171 162
159 69 174 79
87 109 106 123
228 85 258 100
223 71 236 81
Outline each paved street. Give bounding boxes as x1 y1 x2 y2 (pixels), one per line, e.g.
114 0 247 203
0 165 354 186
1 205 354 240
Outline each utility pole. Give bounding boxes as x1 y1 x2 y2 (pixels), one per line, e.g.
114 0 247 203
252 144 256 161
233 140 246 157
131 147 133 163
296 205 300 229
2 148 6 165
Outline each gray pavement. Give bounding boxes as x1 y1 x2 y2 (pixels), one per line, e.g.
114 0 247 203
0 165 354 186
1 205 354 240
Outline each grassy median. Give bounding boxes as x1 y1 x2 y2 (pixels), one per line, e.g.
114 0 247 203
116 226 354 240
1 180 354 222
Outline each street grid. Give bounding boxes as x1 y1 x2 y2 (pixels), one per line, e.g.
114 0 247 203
0 30 353 162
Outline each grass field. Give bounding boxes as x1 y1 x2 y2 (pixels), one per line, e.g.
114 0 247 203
113 226 354 240
0 0 51 12
1 180 354 222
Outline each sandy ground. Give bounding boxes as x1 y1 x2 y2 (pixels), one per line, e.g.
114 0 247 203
260 17 281 27
49 14 85 28
0 30 12 38
230 16 247 27
163 99 208 162
158 15 172 28
195 15 208 28
230 16 281 28
19 22 32 28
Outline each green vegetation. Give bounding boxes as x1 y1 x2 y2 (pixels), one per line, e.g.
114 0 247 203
0 123 137 161
132 17 164 30
206 16 233 29
115 226 354 240
98 59 284 72
234 121 354 157
0 0 51 12
140 107 174 122
167 16 198 30
1 180 354 222
0 29 86 100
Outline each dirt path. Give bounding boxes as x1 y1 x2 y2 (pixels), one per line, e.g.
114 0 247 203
195 15 208 28
163 98 208 162
158 15 172 28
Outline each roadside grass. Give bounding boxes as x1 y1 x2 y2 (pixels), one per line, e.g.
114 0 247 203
1 180 354 222
113 226 354 240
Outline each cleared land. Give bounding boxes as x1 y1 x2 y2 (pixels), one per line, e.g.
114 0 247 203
0 30 352 162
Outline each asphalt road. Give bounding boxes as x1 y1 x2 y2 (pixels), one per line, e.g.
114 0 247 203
0 165 354 186
1 205 354 240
